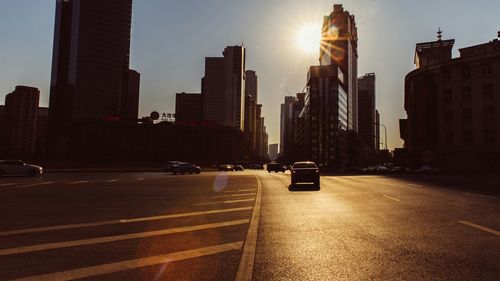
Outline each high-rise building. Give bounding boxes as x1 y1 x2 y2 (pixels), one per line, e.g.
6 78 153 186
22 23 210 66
375 110 380 150
122 69 141 120
320 4 358 131
202 46 246 131
244 70 258 157
175 93 203 123
49 0 134 147
402 32 500 170
299 65 348 168
358 73 376 150
2 86 40 157
268 143 279 161
280 96 296 159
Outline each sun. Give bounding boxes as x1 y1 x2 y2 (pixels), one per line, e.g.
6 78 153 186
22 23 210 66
295 24 322 54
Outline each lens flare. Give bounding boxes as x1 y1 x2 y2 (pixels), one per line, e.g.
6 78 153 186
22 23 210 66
295 24 322 54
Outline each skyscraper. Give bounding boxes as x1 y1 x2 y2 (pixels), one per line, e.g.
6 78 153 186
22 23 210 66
3 86 40 157
320 4 358 132
202 46 246 131
358 73 376 150
244 70 258 157
49 0 134 146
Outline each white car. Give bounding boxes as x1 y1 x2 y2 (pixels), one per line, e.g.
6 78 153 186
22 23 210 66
0 160 43 176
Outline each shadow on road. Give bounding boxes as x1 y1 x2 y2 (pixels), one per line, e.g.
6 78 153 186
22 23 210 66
288 184 320 192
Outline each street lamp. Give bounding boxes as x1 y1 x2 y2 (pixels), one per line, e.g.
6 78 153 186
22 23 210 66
375 122 388 151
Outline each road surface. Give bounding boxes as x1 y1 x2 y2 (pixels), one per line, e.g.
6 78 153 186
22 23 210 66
0 171 498 280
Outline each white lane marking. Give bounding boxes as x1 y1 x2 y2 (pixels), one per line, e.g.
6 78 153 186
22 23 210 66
223 189 256 193
382 195 401 202
0 183 18 187
137 178 145 181
235 175 262 281
407 184 422 187
462 192 497 199
458 221 500 237
18 181 55 188
12 241 243 281
209 193 256 199
0 207 253 237
67 181 89 185
0 219 249 256
193 199 255 206
106 179 118 183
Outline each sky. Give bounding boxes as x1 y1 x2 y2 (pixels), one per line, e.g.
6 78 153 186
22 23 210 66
0 0 499 150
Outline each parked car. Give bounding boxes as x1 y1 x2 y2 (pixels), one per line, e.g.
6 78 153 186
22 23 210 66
162 161 181 172
234 165 244 171
218 164 235 172
267 163 286 173
291 161 320 187
172 163 201 174
0 160 43 177
416 165 440 173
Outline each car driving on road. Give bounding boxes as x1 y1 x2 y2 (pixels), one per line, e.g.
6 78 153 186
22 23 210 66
291 161 320 187
218 164 234 172
171 163 201 175
267 163 286 173
0 160 43 177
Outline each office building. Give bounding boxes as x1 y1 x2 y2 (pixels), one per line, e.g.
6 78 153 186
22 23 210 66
320 4 358 132
402 32 500 170
358 73 376 150
2 86 40 157
49 0 134 148
122 69 141 120
202 46 246 131
175 93 203 123
269 143 279 161
244 70 258 157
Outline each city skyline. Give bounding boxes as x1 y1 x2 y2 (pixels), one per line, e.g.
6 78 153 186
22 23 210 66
1 0 499 149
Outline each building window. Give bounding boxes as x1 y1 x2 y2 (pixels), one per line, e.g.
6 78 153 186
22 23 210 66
483 106 495 125
444 110 453 125
482 64 493 76
484 130 495 145
483 83 494 99
445 132 454 145
460 66 470 79
463 131 473 145
462 108 472 125
462 86 471 100
444 89 453 102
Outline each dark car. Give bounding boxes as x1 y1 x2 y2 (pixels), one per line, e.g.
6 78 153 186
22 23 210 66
172 163 201 174
218 164 234 172
162 161 181 172
267 163 286 173
234 165 244 171
291 161 320 187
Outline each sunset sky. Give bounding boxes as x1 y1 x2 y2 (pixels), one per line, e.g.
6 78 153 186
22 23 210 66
1 0 499 149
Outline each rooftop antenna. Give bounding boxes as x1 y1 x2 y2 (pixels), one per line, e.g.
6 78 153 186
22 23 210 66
437 27 443 41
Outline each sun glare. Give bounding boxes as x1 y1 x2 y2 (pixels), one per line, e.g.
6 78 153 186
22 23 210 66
295 24 322 55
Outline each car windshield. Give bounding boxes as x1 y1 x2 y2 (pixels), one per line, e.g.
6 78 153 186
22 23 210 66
293 163 317 169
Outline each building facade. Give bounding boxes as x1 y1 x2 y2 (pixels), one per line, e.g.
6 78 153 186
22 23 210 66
268 143 279 161
49 0 135 151
121 69 141 120
202 46 246 131
402 33 500 170
358 73 376 150
2 86 40 157
175 93 203 123
320 4 358 132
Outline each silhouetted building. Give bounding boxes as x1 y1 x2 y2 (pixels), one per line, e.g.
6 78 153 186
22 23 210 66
49 0 134 152
269 143 279 161
202 46 246 131
2 86 40 157
297 65 348 169
280 96 297 159
175 93 203 123
375 110 380 150
358 73 376 150
35 107 49 157
121 69 141 120
244 70 258 158
320 4 358 132
262 125 269 160
402 31 500 171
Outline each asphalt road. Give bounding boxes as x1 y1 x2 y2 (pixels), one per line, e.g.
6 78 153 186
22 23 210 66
0 171 498 280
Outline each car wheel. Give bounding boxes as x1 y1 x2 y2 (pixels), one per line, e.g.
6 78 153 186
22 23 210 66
314 181 320 188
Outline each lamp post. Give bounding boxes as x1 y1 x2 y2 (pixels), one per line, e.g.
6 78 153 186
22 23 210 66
375 122 388 151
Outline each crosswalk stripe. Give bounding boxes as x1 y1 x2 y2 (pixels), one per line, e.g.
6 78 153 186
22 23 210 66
67 181 89 185
0 207 253 237
0 219 249 256
18 182 55 188
0 183 18 187
193 199 255 206
11 241 243 281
